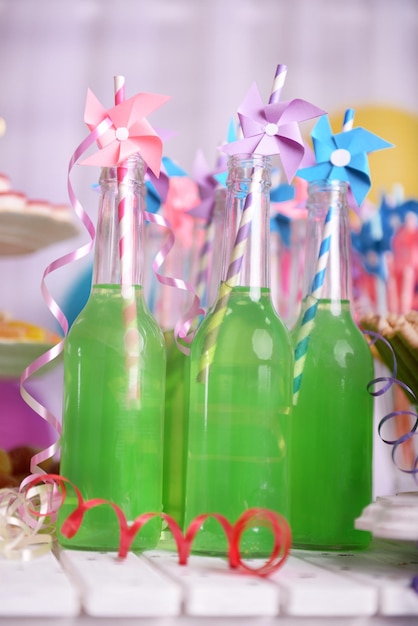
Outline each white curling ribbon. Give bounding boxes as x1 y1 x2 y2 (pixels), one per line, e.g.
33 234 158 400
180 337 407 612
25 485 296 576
0 487 54 561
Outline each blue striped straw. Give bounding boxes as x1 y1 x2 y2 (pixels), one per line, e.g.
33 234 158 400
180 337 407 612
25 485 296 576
292 108 355 404
342 107 355 132
293 207 333 403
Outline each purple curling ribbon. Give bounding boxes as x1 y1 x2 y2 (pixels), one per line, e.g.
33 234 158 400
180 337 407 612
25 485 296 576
363 329 418 593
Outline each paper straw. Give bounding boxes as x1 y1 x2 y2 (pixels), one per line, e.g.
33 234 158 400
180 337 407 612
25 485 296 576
270 64 287 104
293 208 333 403
342 108 355 132
114 75 141 405
197 64 285 383
292 109 355 404
195 216 216 304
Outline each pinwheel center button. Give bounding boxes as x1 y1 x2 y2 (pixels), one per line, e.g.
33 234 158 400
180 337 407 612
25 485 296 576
264 122 279 136
115 126 130 141
330 148 351 167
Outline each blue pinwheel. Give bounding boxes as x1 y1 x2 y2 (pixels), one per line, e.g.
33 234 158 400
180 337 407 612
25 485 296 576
351 208 393 281
297 113 393 206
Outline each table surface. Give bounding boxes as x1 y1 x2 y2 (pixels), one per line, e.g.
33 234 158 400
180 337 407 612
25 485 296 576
1 537 417 624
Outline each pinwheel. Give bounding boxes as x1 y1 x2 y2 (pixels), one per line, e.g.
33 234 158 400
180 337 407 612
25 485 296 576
223 81 325 182
271 177 308 247
146 156 187 214
297 114 393 206
80 88 170 176
187 149 224 222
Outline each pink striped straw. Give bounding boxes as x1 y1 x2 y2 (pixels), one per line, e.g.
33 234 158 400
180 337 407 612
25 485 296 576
114 75 141 405
197 64 286 382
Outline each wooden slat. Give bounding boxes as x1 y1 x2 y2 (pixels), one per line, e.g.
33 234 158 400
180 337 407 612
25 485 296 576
144 550 280 617
59 549 182 617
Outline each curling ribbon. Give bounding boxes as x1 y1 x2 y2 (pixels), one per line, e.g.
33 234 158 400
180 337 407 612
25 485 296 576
146 209 205 355
0 482 58 560
19 116 115 474
21 474 291 576
363 329 418 478
364 329 418 594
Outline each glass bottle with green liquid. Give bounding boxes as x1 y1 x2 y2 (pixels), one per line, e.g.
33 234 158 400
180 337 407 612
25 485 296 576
289 180 373 550
163 187 226 529
57 154 166 551
184 154 293 556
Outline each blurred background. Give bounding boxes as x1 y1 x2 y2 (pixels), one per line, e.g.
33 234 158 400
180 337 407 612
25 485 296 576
0 0 417 494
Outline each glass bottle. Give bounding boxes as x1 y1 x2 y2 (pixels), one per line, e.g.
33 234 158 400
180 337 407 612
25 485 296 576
184 154 293 556
57 154 166 551
162 186 226 528
289 180 373 550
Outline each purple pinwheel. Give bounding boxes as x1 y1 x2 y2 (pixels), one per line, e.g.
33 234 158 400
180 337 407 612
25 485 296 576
297 114 393 206
222 81 325 182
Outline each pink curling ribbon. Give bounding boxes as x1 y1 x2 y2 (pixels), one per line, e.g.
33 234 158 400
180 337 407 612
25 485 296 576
145 208 205 354
22 474 292 576
20 81 182 469
20 116 114 474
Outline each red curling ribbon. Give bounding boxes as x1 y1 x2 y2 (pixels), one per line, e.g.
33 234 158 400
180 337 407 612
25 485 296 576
230 508 292 576
21 474 291 576
20 474 80 522
145 209 205 355
363 329 418 480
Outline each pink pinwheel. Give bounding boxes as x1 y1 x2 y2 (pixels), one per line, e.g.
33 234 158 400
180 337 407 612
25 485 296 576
187 150 225 222
80 88 171 176
223 82 325 182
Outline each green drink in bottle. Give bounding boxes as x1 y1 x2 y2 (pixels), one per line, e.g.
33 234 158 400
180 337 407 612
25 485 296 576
184 155 293 555
289 181 374 550
162 336 189 528
58 151 166 551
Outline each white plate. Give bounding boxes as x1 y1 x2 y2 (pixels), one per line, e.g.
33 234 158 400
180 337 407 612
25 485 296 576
0 207 79 256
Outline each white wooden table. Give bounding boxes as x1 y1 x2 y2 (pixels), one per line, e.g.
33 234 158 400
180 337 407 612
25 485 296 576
0 538 417 624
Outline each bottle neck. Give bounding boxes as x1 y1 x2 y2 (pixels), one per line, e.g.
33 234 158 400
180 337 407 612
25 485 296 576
302 181 352 304
222 154 271 290
92 155 146 288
